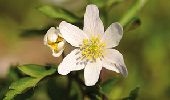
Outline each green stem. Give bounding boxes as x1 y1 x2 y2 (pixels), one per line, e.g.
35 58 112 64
119 0 147 27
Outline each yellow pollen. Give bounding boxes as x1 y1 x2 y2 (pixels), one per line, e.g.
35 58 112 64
47 36 64 53
80 37 105 62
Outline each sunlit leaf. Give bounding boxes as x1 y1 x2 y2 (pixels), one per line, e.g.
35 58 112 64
18 64 55 78
3 64 56 100
4 77 38 100
38 5 80 23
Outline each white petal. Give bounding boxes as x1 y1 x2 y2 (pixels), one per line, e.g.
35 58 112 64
58 49 85 75
102 22 123 48
84 59 102 86
58 41 65 51
59 21 88 47
83 4 104 37
44 27 58 45
52 49 64 57
104 49 128 77
51 41 65 57
102 59 119 73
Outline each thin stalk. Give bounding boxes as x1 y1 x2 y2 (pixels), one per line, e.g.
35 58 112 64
119 0 147 27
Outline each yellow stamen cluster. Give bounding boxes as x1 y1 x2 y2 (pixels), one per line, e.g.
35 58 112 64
80 37 105 62
47 36 64 53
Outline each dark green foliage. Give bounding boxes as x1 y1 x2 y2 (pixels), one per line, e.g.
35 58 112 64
20 26 51 38
101 78 119 94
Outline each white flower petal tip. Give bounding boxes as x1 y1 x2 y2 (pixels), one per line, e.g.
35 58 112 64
44 27 65 57
58 66 70 75
58 49 85 75
59 21 87 47
84 4 104 37
84 60 102 86
52 49 64 57
102 22 123 48
115 65 128 77
85 81 96 86
103 49 128 77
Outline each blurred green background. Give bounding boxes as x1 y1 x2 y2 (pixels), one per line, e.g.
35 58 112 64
0 0 170 100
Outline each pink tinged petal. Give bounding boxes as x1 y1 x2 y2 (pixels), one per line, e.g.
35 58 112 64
58 49 85 75
59 21 88 47
84 59 102 86
104 49 128 77
102 22 123 48
83 4 104 37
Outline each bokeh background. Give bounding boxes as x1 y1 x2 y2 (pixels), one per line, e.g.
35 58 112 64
0 0 170 100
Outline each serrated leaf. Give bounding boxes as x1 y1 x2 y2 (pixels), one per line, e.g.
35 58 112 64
100 78 118 94
4 65 56 100
9 77 38 90
4 77 38 100
38 5 79 23
18 64 56 78
3 90 20 100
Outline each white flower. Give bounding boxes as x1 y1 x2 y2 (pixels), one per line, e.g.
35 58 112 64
44 27 65 57
58 4 128 86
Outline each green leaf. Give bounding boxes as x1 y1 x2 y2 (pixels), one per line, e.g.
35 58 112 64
88 0 105 8
122 87 140 100
4 77 38 100
38 5 79 23
85 85 102 100
69 80 83 100
20 26 51 38
106 0 124 7
9 77 38 90
88 0 124 8
4 64 56 100
47 76 68 100
100 78 118 94
18 64 55 78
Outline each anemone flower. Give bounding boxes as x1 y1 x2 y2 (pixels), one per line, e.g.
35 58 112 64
58 4 128 86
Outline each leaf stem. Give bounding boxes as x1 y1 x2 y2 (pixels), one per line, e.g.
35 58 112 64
119 0 147 27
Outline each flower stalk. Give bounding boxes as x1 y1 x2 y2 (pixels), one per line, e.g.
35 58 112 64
119 0 147 27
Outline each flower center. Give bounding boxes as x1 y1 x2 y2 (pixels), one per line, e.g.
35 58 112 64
47 36 64 52
80 37 106 62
